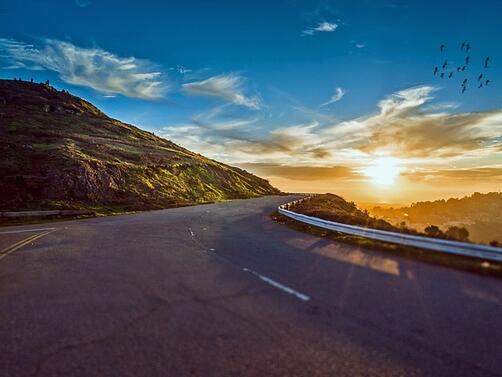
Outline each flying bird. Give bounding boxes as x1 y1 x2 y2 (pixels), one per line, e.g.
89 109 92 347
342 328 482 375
432 41 493 93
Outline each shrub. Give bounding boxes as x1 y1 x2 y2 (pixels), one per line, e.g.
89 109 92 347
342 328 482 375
424 225 444 238
445 226 469 242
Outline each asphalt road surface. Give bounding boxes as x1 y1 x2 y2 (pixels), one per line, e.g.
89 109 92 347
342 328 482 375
1 195 501 377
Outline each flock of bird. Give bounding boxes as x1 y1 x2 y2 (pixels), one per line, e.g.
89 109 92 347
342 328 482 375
434 42 491 94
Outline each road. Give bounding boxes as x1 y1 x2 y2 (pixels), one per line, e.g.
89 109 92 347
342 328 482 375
1 195 501 377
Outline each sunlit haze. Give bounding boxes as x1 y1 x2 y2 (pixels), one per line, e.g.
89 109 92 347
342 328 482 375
361 157 402 187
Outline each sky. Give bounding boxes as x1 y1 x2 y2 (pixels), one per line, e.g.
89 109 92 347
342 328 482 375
1 0 502 204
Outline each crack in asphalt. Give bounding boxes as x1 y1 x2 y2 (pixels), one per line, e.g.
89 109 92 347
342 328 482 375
179 284 273 337
31 301 167 377
308 296 498 377
30 286 267 376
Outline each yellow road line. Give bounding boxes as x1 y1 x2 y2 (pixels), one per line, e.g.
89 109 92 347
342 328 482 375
0 233 43 254
0 230 55 261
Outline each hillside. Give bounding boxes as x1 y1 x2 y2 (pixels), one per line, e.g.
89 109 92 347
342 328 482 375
0 79 280 212
370 192 502 244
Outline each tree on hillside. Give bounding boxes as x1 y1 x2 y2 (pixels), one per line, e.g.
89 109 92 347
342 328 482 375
445 226 469 242
424 225 444 238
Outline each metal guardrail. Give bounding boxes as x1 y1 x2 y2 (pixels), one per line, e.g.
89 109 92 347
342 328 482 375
278 198 502 262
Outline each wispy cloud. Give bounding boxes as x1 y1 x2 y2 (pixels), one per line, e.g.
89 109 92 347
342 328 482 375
302 21 338 36
182 74 260 109
74 0 91 7
169 65 192 74
320 87 346 107
377 86 436 116
0 38 167 99
350 40 366 49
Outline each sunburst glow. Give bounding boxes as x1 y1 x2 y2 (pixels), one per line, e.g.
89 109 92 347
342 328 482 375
362 157 402 186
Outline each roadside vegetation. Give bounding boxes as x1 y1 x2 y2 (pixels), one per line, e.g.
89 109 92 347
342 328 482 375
272 194 502 277
289 194 472 242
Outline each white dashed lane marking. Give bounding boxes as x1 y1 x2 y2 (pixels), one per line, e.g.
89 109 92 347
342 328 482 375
183 226 309 302
242 268 310 302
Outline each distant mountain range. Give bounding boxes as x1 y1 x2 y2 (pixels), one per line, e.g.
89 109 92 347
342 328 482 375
0 79 279 212
370 192 502 244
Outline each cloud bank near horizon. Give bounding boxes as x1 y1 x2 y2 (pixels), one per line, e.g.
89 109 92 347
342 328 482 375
162 85 502 192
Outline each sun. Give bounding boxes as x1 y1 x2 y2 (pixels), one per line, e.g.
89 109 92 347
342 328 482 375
362 157 402 186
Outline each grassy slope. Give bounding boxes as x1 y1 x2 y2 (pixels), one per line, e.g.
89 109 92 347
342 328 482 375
0 79 280 212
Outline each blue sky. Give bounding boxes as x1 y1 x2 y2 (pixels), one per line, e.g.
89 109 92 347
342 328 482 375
1 0 502 203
